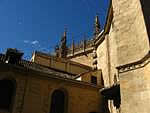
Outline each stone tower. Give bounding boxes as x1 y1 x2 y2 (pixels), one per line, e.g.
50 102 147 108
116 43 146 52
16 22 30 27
110 0 150 113
94 0 150 112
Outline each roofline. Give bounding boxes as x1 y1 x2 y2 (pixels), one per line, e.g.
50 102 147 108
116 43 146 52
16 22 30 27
74 69 102 79
0 62 101 89
116 51 150 73
103 0 113 34
33 51 93 70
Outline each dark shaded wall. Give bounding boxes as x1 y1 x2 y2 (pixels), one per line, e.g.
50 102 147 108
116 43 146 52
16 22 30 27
140 0 150 43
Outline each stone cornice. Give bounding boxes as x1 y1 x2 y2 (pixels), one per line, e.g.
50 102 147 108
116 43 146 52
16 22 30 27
116 51 150 73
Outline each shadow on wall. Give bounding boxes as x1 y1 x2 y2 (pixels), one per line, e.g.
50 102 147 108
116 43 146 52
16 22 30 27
101 97 110 113
140 0 150 42
0 79 16 113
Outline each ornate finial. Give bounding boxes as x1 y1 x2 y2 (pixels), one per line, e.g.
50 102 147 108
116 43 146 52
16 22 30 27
71 34 74 46
71 35 75 55
94 14 101 37
64 27 67 37
59 28 67 58
55 45 59 57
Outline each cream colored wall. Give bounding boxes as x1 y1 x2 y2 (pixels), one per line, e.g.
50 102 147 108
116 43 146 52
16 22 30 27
96 26 119 113
23 77 101 113
70 53 93 67
111 0 150 112
32 53 92 75
97 38 110 87
97 0 150 86
112 0 149 66
120 62 150 113
108 24 119 86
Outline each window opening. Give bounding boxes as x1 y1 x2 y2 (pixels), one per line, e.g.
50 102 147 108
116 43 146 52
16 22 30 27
91 76 97 85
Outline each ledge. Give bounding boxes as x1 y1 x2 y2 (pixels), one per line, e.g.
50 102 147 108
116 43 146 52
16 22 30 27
116 51 150 73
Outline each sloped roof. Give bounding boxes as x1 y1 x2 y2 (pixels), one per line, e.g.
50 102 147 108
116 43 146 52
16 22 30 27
0 53 74 79
0 53 101 89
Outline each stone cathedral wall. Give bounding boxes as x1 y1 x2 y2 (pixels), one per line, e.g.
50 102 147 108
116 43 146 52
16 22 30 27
112 0 149 65
97 38 110 87
119 61 150 113
111 0 150 113
31 52 92 75
69 52 93 67
96 22 118 87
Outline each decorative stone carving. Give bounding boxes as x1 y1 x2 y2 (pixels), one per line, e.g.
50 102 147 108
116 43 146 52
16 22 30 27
94 15 101 37
92 47 98 70
117 52 150 73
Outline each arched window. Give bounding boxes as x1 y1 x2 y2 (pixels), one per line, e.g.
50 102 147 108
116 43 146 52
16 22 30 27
50 89 67 113
0 79 16 112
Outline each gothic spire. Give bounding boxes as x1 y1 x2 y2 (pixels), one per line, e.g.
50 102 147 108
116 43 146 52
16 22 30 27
60 28 67 58
94 15 101 36
64 28 67 38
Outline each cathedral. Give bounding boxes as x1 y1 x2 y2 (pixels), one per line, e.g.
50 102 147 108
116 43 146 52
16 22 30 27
0 0 150 113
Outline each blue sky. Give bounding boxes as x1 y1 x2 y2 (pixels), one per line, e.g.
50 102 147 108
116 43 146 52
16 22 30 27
0 0 109 59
